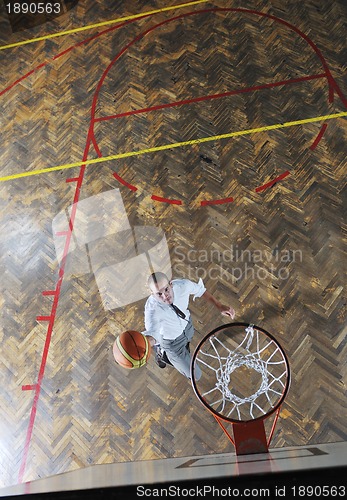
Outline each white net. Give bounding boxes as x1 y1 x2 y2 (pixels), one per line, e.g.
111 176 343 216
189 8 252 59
193 325 289 422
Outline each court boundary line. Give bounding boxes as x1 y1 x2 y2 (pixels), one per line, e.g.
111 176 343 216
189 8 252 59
0 0 208 51
1 111 346 183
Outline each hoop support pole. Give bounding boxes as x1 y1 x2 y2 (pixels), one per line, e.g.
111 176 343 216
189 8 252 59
213 414 235 446
267 406 281 447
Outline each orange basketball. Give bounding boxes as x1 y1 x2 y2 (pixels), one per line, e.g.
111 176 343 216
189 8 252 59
113 330 151 369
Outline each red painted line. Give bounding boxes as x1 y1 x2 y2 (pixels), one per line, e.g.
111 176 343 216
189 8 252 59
329 84 334 103
200 197 234 206
2 17 156 100
151 195 183 205
241 7 337 106
55 231 69 236
42 290 57 296
255 171 290 193
3 7 346 114
91 133 102 158
265 9 346 108
66 177 80 183
96 74 327 122
18 129 92 483
53 17 152 61
22 385 37 391
331 81 347 108
0 62 48 97
113 172 138 191
88 7 346 215
89 10 246 138
89 6 347 144
310 123 328 150
36 316 52 322
92 125 140 192
1 19 142 99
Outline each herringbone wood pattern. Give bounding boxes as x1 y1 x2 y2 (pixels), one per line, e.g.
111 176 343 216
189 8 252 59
0 0 346 488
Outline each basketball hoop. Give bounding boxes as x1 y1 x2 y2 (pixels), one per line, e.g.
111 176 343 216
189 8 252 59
190 323 290 455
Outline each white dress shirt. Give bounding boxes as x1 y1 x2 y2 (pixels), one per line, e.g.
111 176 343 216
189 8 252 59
143 278 206 342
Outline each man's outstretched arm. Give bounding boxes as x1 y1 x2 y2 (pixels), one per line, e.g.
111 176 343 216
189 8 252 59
201 290 235 319
142 304 161 346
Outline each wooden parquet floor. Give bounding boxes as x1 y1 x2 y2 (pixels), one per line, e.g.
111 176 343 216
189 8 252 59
0 0 346 488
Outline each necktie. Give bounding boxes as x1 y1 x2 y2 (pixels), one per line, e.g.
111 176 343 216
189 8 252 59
170 303 186 320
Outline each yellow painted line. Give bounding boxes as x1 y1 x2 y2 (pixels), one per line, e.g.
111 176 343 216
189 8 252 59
0 0 208 51
0 111 346 183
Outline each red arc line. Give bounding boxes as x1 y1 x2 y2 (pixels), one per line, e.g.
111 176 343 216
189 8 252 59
200 197 234 206
255 171 291 193
113 172 138 191
151 195 183 205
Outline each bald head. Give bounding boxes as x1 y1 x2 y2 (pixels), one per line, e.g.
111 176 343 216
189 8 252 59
147 272 169 289
148 272 174 304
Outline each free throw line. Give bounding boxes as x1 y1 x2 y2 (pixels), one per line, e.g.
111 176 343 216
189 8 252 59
1 111 346 183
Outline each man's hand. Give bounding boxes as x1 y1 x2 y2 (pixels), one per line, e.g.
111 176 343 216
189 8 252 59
219 305 235 319
202 291 235 319
146 335 157 347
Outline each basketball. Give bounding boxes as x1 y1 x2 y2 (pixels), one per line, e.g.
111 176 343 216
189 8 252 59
113 330 151 369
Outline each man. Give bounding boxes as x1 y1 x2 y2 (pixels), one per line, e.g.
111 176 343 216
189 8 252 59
142 272 235 380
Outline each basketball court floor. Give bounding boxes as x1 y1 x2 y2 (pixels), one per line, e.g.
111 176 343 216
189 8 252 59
0 0 346 491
